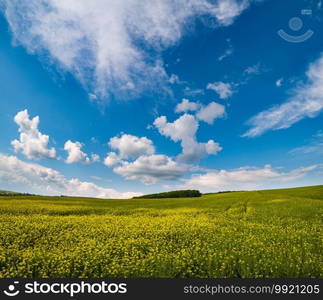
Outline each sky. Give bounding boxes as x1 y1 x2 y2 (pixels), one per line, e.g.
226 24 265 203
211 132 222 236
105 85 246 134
0 0 322 198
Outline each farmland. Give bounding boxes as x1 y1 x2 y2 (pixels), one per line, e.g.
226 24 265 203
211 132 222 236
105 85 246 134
0 185 322 278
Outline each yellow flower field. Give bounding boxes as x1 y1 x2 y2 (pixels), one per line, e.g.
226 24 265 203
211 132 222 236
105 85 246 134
0 185 322 278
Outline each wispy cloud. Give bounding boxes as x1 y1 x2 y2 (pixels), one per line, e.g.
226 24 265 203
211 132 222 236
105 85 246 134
207 81 235 99
218 38 234 61
1 0 253 101
290 131 323 155
244 62 261 75
243 54 323 137
167 164 321 192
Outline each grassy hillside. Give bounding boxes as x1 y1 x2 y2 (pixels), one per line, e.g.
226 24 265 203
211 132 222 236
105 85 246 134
0 190 35 196
0 185 322 278
0 190 21 195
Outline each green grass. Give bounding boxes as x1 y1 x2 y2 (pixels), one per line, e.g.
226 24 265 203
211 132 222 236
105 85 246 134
0 190 22 195
0 185 322 278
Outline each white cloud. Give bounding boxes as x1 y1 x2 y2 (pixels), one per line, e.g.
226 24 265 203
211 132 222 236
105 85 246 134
169 74 183 84
1 0 253 100
91 153 100 162
154 114 198 143
64 140 94 164
11 110 57 160
243 55 323 137
218 38 233 61
276 78 283 87
113 154 189 184
184 87 205 96
170 164 320 192
0 153 140 198
244 63 261 74
154 113 222 163
108 134 155 159
209 0 250 26
104 133 192 183
104 152 121 167
175 98 200 113
177 139 222 163
196 102 226 124
290 131 323 155
218 48 233 61
88 93 98 101
207 81 234 99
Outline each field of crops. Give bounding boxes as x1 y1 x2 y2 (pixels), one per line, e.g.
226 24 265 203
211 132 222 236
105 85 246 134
0 185 322 278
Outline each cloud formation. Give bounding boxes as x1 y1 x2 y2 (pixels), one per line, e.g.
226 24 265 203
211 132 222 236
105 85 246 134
154 113 222 163
0 153 140 198
169 164 320 192
108 134 155 159
276 78 283 87
103 133 189 184
196 102 226 124
244 63 261 75
104 152 121 167
175 98 200 113
290 131 323 155
113 154 189 184
218 38 233 61
2 0 253 100
64 140 99 164
243 55 323 137
207 81 234 99
11 110 57 160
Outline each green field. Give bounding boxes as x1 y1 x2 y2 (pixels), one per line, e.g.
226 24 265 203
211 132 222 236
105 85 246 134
0 185 322 278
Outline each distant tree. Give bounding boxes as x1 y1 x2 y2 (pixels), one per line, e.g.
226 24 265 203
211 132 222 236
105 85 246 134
133 190 202 199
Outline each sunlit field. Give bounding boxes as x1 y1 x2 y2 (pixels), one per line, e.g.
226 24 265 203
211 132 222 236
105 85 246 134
0 185 322 278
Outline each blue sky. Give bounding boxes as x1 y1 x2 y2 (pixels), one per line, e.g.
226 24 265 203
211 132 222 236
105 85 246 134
0 0 322 198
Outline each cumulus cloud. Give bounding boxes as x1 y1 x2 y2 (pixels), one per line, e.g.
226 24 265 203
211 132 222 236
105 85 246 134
207 81 234 99
196 102 226 124
1 0 254 100
113 154 190 184
154 113 222 163
64 140 98 164
175 98 200 113
11 110 57 160
91 153 100 162
169 164 320 192
177 139 222 163
103 133 189 184
243 54 323 137
104 152 121 167
0 153 140 198
108 134 155 159
154 114 198 142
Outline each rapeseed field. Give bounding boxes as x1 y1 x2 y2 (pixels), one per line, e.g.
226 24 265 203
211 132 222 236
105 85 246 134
0 185 322 278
